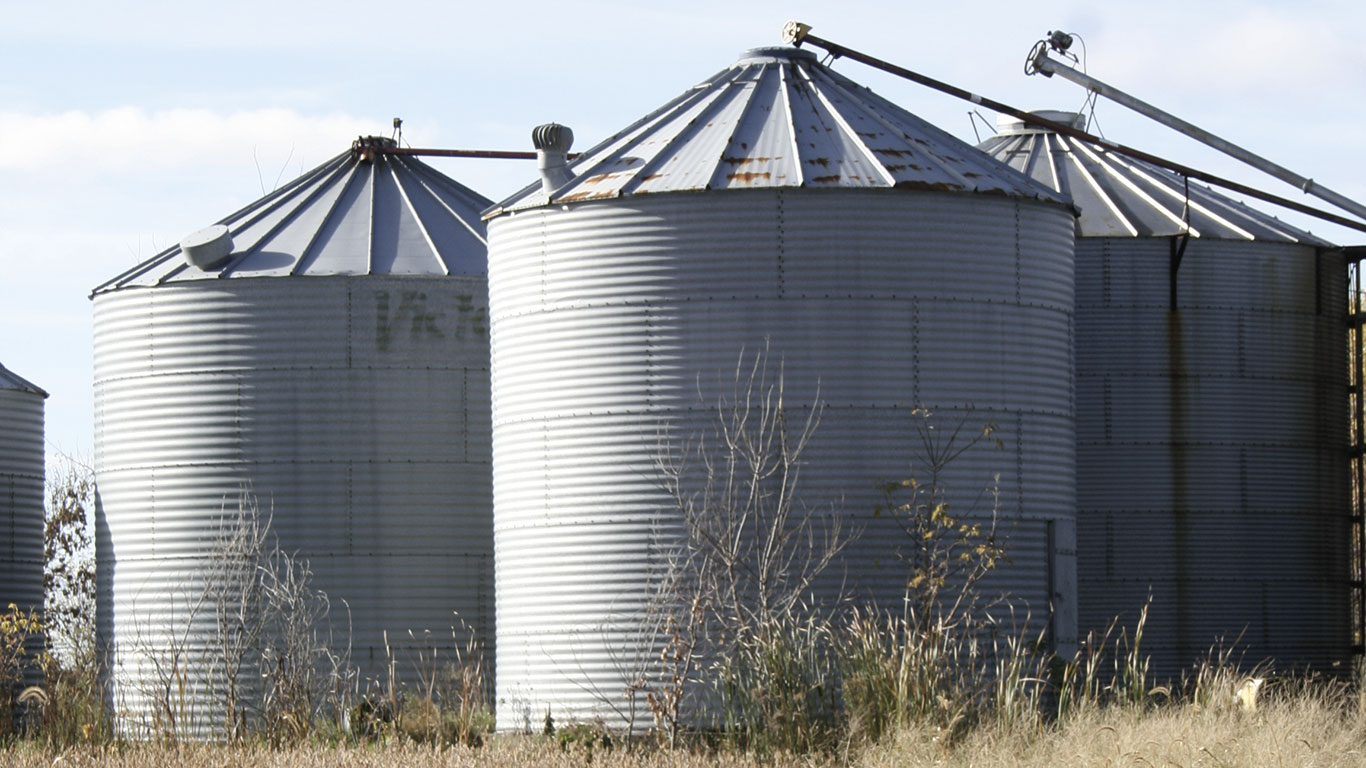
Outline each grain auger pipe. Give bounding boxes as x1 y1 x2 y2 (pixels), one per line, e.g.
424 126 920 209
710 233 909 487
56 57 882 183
1026 30 1366 225
779 20 1366 235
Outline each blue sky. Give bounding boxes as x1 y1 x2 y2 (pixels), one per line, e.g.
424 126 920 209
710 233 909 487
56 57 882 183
3 0 1364 470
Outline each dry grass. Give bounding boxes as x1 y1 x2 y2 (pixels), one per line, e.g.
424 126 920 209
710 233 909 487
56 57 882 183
860 690 1366 767
5 691 1366 768
0 738 800 767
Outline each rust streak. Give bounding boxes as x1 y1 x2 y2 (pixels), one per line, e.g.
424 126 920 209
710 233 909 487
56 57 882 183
727 171 772 183
558 189 617 202
892 180 964 193
807 157 831 168
640 173 663 182
721 156 771 167
811 174 841 183
583 172 623 184
872 148 913 158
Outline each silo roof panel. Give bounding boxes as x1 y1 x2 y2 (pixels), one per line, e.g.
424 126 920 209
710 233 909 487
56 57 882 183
0 362 46 397
91 142 491 296
489 47 1066 215
979 117 1331 244
297 161 375 276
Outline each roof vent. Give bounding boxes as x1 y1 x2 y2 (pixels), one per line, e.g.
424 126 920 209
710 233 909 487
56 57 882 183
532 123 574 194
180 224 235 271
995 110 1087 136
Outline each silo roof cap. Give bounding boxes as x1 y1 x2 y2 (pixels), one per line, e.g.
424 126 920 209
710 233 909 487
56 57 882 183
0 362 46 398
486 46 1068 217
979 112 1332 244
92 138 493 296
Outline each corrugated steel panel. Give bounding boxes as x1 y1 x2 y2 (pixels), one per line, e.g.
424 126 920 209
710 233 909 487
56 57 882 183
91 141 489 295
1072 236 1350 677
487 48 1066 217
0 383 46 623
94 275 494 737
93 140 495 737
488 189 1076 731
980 113 1331 244
981 116 1351 676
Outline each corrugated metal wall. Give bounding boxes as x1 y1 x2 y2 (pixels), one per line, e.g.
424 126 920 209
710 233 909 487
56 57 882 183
1075 238 1350 675
0 386 46 637
488 189 1077 730
94 276 492 737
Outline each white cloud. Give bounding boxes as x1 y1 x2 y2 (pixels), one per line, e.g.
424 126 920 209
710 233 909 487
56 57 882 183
0 107 376 175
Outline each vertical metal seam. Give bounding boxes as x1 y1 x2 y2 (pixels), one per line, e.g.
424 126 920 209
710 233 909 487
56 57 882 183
388 157 449 276
778 65 804 187
97 153 350 291
404 161 489 247
1015 202 1022 302
1064 139 1141 237
1015 412 1024 517
564 74 724 200
625 72 752 196
799 65 898 187
292 161 365 276
221 159 354 277
776 190 785 299
679 68 759 191
911 297 920 405
1045 134 1062 194
1105 151 1254 240
366 160 377 275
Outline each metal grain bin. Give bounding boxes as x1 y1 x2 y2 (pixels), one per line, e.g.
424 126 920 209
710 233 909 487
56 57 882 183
0 362 46 667
981 112 1350 677
486 48 1078 731
92 138 494 738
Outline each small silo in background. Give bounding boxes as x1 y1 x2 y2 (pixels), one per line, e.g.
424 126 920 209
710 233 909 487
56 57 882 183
92 137 494 737
0 361 47 674
980 111 1351 677
485 47 1078 731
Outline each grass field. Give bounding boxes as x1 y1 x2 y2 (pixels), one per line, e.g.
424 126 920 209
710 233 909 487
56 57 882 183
5 679 1366 768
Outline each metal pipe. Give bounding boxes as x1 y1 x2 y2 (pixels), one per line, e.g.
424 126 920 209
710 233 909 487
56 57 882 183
372 147 581 160
1029 50 1366 223
780 21 1366 235
380 147 539 159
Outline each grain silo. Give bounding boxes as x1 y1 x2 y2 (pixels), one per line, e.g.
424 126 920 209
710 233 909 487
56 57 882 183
0 361 46 662
980 112 1351 677
486 47 1078 731
92 137 494 738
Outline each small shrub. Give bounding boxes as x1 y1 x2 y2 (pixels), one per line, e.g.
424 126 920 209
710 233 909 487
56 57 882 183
0 604 43 737
712 612 841 755
556 719 614 762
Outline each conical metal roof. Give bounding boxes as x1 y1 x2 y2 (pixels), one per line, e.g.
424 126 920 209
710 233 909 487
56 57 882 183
0 362 46 397
979 112 1328 243
93 137 492 295
488 47 1066 215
